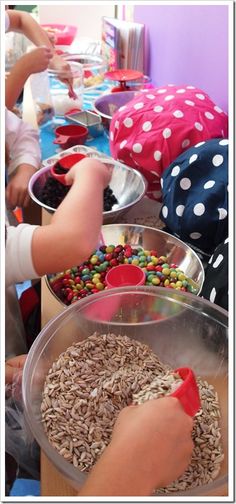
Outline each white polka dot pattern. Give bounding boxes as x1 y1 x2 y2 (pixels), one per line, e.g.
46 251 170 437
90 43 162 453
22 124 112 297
162 206 168 218
142 121 152 132
204 180 215 189
132 143 143 153
218 208 227 220
154 150 162 161
190 232 202 239
176 205 185 216
212 154 224 167
189 154 198 164
154 105 163 113
212 254 224 268
182 139 190 148
163 128 172 138
123 117 133 128
173 110 184 118
109 84 228 200
180 177 191 190
120 140 127 149
193 203 205 216
171 165 180 176
134 102 144 110
210 287 217 303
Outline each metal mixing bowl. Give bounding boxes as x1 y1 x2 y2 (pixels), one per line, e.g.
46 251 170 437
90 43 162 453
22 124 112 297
93 90 138 130
22 287 228 497
28 157 147 224
45 224 205 307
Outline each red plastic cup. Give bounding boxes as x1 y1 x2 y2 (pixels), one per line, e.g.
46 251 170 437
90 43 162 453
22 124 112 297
105 264 146 289
170 367 201 417
53 124 88 149
50 153 86 185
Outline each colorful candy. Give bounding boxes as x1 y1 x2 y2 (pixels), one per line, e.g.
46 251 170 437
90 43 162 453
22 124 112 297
49 244 199 305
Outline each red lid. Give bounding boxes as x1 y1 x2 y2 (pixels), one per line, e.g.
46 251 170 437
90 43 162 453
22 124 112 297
105 69 144 83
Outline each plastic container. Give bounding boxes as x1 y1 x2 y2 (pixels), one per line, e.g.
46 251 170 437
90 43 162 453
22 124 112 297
22 287 228 496
30 70 54 125
62 54 107 89
41 24 77 46
48 62 83 116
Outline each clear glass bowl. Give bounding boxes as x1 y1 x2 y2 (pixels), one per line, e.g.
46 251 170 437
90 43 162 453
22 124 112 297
62 54 107 90
22 287 228 496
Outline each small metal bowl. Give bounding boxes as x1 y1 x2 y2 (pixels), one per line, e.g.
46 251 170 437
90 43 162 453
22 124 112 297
65 110 103 137
28 153 147 224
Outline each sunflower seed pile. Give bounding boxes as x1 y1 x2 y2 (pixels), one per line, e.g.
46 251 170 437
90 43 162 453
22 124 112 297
41 332 224 493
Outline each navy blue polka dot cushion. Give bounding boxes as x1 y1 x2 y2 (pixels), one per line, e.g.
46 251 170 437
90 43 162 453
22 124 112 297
201 238 228 310
160 139 228 255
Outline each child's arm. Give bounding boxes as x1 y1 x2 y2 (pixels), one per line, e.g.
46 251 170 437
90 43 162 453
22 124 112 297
6 109 41 209
6 47 53 110
79 397 194 496
5 159 111 286
7 9 55 50
6 9 71 106
31 158 112 276
6 164 37 209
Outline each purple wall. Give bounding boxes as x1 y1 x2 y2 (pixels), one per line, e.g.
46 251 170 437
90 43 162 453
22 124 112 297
134 5 228 112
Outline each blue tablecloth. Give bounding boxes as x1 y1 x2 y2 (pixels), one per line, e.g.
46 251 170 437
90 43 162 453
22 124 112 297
39 83 112 161
10 479 40 496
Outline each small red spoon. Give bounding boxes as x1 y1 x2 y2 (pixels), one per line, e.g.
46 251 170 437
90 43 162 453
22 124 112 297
68 81 78 100
170 367 201 417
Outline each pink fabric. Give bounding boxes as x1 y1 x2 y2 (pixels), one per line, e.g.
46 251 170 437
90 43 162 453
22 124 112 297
109 85 228 201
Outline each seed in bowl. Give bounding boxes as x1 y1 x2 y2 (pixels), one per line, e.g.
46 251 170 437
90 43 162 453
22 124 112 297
41 332 224 493
48 244 199 305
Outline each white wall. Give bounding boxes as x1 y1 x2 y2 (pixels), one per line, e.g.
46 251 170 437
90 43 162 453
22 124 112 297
38 4 115 41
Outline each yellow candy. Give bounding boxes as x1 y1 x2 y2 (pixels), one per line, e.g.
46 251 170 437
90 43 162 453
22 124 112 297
176 281 183 288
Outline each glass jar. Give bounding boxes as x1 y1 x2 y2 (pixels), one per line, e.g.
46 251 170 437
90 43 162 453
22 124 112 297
30 70 54 126
63 54 107 90
48 61 83 116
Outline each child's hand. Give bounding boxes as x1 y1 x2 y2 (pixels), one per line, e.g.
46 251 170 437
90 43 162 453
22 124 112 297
6 164 36 209
21 46 53 75
5 354 27 385
65 158 113 189
110 397 194 491
49 54 72 80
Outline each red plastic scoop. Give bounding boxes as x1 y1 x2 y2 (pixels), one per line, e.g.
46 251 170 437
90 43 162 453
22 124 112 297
170 367 200 417
50 153 86 185
105 264 146 288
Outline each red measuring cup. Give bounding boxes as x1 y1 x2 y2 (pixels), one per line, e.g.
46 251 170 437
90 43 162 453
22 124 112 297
170 367 201 417
50 152 86 185
53 124 88 149
105 264 146 288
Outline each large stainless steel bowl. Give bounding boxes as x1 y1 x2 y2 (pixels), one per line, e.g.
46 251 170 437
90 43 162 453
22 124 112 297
45 224 205 307
28 153 147 224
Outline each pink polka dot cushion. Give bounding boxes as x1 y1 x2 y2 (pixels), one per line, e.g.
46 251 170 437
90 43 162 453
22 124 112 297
109 85 228 201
